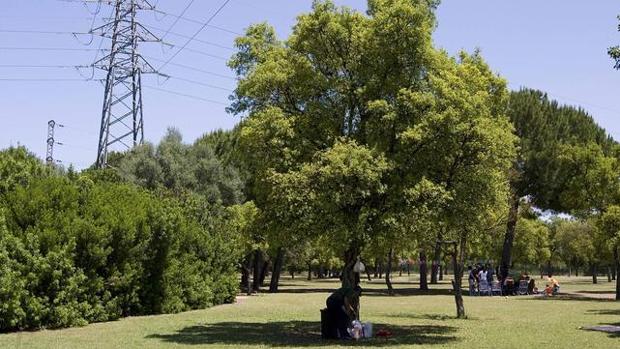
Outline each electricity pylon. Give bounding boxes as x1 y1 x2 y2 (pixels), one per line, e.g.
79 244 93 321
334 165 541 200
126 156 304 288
90 0 165 168
46 120 57 165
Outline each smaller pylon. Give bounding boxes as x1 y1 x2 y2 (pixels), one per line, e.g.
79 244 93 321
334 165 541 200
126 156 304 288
46 120 56 165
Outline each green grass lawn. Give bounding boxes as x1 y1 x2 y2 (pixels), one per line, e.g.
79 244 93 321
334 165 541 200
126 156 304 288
1 275 619 349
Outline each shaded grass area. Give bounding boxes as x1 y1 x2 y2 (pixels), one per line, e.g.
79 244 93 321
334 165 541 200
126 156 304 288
0 275 619 348
147 321 457 347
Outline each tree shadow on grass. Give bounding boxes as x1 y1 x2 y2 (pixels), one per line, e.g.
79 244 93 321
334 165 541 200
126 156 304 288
383 313 462 321
584 309 620 338
581 322 620 338
271 288 452 297
146 321 458 347
586 309 620 316
519 294 615 302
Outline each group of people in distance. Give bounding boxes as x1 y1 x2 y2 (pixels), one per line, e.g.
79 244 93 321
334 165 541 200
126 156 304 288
467 264 496 296
468 264 561 297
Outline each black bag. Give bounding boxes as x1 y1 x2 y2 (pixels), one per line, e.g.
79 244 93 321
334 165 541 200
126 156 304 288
320 308 338 339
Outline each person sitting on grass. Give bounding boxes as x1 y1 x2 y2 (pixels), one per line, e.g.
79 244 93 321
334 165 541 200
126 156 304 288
527 278 536 294
503 275 515 295
545 274 560 296
326 286 362 339
467 266 476 296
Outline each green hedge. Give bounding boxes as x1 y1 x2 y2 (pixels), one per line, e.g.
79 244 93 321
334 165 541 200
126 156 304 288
0 175 240 331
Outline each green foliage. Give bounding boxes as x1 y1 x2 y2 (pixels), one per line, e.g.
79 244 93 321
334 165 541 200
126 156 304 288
0 171 240 331
553 219 597 268
112 128 244 206
508 89 618 212
556 143 620 214
230 0 517 278
512 217 551 267
599 205 620 250
268 139 389 253
0 147 49 195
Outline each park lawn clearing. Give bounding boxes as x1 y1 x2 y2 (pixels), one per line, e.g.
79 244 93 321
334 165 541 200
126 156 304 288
0 276 618 349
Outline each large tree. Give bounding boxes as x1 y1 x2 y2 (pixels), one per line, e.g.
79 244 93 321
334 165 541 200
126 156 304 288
230 0 516 318
499 90 617 280
111 128 245 206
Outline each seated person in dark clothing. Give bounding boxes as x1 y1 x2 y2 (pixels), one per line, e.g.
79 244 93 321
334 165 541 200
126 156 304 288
502 276 515 295
325 286 362 339
527 278 536 294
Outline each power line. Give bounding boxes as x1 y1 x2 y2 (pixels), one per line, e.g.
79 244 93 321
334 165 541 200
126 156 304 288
0 15 95 21
167 75 234 92
0 78 92 82
142 55 235 80
144 85 229 105
157 0 234 70
142 23 235 51
159 0 196 41
177 46 228 61
0 64 91 69
0 46 108 52
153 8 241 36
0 29 89 35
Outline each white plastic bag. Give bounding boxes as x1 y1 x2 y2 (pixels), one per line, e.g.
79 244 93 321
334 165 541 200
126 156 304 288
348 320 363 340
362 322 373 338
353 259 365 273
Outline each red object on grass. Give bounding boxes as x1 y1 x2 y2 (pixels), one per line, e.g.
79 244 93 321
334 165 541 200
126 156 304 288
375 329 393 339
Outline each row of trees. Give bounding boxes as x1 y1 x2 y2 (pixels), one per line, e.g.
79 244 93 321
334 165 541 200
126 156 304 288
223 0 620 317
2 0 619 327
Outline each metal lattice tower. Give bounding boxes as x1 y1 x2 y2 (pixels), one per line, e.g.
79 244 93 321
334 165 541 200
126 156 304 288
46 120 57 166
91 0 164 168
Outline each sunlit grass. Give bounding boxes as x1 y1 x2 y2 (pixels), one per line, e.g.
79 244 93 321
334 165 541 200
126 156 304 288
0 275 618 348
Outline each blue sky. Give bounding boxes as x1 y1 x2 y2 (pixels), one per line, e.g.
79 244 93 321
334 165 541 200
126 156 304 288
1 0 619 168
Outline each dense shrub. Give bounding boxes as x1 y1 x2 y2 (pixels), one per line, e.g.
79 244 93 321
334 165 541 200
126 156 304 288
0 173 241 331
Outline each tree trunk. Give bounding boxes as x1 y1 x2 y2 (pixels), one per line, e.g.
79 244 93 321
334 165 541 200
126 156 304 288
386 248 394 295
568 266 572 277
419 250 428 291
252 250 262 292
500 192 520 281
452 235 467 318
269 247 285 293
431 236 442 284
241 265 250 295
407 261 410 276
576 267 579 277
259 260 270 287
341 242 361 289
307 262 312 281
374 259 378 278
241 254 252 296
592 264 598 284
607 266 612 283
614 248 620 301
439 264 444 281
